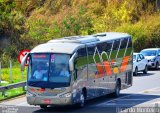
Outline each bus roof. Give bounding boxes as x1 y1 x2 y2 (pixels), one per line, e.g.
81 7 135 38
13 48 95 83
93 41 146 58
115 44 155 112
30 42 84 54
95 32 130 41
31 32 130 54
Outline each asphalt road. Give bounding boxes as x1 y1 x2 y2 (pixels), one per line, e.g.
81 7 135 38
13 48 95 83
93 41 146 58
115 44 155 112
0 69 160 113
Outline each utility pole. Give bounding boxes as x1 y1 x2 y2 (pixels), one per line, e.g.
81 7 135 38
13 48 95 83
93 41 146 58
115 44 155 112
10 60 13 83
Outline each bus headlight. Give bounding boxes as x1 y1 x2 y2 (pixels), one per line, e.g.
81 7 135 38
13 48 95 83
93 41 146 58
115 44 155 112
59 92 72 98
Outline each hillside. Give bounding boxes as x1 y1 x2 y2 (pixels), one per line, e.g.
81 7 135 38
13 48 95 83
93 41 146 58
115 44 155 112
0 0 160 66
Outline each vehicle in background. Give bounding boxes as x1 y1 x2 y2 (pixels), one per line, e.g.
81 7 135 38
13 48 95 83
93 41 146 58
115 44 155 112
133 53 148 76
140 48 160 69
21 32 133 109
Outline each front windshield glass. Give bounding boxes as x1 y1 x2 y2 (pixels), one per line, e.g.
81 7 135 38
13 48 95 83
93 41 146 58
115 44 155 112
141 50 157 56
27 53 71 88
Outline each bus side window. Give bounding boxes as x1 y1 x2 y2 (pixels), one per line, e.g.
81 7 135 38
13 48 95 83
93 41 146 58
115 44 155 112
128 37 132 48
121 38 128 49
74 47 87 80
87 45 96 64
106 41 112 52
113 39 120 51
126 37 132 56
117 38 128 58
87 45 101 78
97 42 107 53
111 39 120 59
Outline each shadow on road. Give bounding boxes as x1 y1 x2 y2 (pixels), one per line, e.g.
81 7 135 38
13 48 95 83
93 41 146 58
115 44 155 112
148 68 160 71
133 67 160 77
31 93 160 113
133 72 155 77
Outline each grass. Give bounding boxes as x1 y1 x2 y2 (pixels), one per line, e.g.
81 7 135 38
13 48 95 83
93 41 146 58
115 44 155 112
1 66 27 86
0 63 27 101
0 87 26 101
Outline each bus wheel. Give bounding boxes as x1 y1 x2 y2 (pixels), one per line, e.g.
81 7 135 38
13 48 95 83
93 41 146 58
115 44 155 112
113 81 121 97
40 105 48 109
79 92 85 107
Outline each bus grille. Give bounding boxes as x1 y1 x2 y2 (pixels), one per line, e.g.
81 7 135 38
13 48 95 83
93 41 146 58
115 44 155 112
38 92 58 96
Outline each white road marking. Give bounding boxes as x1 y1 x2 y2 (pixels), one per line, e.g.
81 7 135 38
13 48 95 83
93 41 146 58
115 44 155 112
114 99 153 101
139 87 160 93
95 87 160 107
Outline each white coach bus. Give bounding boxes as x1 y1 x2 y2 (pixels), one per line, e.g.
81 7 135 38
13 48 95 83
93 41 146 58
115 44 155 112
21 32 133 109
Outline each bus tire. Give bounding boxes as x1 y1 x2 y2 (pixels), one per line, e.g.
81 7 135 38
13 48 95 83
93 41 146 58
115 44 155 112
113 80 121 97
40 105 48 109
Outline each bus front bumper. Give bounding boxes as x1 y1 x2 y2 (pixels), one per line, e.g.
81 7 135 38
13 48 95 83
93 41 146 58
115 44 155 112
26 92 73 106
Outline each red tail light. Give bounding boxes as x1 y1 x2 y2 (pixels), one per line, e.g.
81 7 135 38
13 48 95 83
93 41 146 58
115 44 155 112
30 88 35 92
38 88 45 92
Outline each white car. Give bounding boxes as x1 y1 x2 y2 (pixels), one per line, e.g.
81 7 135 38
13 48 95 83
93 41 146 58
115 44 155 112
133 53 148 76
140 48 160 69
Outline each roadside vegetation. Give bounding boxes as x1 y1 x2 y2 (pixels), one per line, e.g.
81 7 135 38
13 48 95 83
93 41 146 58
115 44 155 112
0 0 160 72
0 87 26 101
0 63 27 101
0 0 160 65
1 66 27 84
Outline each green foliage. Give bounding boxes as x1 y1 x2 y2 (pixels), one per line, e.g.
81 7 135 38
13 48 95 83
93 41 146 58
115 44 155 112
0 0 159 61
0 0 26 63
115 14 160 52
0 87 25 101
1 66 27 83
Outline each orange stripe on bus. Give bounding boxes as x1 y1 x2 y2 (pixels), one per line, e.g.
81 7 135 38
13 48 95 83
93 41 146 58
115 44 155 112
120 56 130 72
96 63 105 78
103 61 112 76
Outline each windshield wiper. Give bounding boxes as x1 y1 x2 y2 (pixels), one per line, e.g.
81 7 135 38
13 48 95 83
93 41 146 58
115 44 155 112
29 82 41 86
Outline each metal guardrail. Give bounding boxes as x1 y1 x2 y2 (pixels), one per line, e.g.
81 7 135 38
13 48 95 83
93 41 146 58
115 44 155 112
0 81 26 97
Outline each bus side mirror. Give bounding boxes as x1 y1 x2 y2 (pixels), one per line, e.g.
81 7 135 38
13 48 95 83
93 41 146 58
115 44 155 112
69 52 77 71
21 53 29 71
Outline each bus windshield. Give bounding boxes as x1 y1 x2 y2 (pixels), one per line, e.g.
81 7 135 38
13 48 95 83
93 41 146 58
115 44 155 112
27 53 71 88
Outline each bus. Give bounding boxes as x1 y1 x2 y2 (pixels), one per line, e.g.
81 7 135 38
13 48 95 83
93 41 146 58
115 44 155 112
21 32 133 109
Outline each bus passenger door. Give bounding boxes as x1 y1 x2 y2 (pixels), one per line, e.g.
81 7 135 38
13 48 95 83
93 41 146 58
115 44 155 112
73 47 88 99
86 44 98 98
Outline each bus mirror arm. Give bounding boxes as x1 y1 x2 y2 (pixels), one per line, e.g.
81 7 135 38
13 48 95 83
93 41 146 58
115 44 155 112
75 69 78 80
69 52 77 71
21 53 29 71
